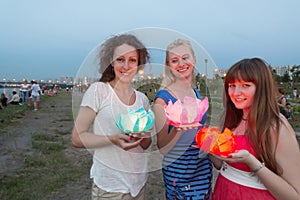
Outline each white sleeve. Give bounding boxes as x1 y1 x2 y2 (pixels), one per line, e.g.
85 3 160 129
139 92 150 111
80 83 103 113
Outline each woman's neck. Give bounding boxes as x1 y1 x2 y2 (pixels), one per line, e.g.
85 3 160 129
109 80 135 105
109 80 132 93
242 109 251 120
173 78 192 89
168 79 195 101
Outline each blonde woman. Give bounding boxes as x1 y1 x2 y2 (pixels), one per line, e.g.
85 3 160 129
153 39 212 199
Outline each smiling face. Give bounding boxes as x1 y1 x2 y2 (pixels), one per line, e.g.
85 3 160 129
228 79 256 111
167 44 195 80
111 44 138 83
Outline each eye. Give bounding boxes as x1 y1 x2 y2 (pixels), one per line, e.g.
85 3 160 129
228 84 235 88
129 58 137 63
243 82 253 87
182 56 189 61
170 59 178 64
116 58 125 62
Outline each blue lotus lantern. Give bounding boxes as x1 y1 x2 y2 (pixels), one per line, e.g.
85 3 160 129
116 107 155 133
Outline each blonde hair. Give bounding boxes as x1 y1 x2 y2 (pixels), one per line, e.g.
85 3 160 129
161 39 196 88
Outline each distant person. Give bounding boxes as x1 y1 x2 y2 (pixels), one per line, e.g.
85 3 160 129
286 102 297 122
31 80 41 111
293 87 297 100
72 34 152 199
20 79 31 105
277 88 289 118
41 85 47 95
52 84 58 95
8 91 20 105
0 93 8 109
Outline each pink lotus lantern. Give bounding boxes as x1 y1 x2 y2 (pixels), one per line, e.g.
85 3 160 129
164 96 209 127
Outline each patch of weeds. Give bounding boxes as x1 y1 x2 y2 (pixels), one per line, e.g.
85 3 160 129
32 131 61 142
59 118 73 121
55 130 70 135
1 130 13 137
32 140 65 154
24 152 47 167
4 147 13 154
0 130 81 199
31 131 65 154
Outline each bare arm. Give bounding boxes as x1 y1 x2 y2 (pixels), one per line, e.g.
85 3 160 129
213 119 300 200
259 120 300 199
152 98 185 155
208 154 223 170
72 106 143 151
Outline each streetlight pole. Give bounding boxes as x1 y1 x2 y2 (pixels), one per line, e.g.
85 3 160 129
204 59 208 96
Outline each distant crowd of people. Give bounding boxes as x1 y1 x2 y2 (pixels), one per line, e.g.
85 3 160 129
0 79 60 111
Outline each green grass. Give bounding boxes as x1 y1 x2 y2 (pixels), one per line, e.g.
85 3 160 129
0 105 29 125
0 130 83 200
0 92 91 200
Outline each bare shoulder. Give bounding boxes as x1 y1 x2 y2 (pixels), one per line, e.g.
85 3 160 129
278 114 296 140
276 115 300 164
275 115 300 194
154 97 166 105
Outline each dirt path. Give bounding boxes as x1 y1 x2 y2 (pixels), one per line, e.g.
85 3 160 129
0 92 165 200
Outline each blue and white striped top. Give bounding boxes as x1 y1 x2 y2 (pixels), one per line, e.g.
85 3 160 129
155 89 212 200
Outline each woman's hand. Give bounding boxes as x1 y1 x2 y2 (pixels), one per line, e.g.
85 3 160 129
127 129 153 139
127 129 153 150
109 134 143 151
210 150 253 165
172 124 200 133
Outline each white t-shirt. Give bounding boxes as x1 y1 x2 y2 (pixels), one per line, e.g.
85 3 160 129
80 82 150 197
10 94 20 102
31 84 41 96
20 83 31 92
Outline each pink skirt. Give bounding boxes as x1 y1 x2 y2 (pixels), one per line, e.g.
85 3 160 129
211 174 275 200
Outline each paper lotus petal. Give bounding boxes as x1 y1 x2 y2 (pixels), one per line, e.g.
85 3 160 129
164 96 209 127
195 127 237 157
116 107 155 133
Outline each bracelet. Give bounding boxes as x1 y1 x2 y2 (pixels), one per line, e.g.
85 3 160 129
251 162 265 174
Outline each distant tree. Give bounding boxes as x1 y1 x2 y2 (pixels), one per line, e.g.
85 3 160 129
290 65 300 83
214 74 221 80
272 69 282 82
283 71 290 82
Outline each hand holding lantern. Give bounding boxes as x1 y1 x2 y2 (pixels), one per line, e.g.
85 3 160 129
116 107 155 135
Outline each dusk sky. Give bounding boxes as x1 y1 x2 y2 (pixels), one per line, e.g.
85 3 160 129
1 0 299 81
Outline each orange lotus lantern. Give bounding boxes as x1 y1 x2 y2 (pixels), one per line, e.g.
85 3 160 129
196 127 237 157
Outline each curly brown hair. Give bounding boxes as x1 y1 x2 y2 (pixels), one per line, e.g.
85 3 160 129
98 34 149 82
